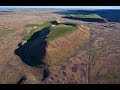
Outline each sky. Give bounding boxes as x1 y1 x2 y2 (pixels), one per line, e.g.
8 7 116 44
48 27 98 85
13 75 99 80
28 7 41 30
0 6 120 9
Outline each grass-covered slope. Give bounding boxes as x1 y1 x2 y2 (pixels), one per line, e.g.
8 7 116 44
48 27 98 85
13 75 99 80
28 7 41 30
63 14 108 22
45 25 90 66
23 21 52 40
23 20 78 41
22 20 90 66
48 24 77 41
67 14 102 18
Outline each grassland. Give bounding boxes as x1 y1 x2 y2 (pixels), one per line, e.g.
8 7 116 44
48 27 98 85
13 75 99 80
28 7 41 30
48 24 77 41
23 20 52 40
22 20 88 66
67 14 102 18
0 27 15 37
45 26 90 66
23 20 78 41
63 14 108 22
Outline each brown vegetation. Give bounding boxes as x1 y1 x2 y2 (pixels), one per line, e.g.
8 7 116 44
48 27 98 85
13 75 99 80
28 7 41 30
0 10 120 84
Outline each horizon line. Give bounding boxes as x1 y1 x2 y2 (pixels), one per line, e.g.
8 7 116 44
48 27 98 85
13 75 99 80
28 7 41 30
0 6 120 10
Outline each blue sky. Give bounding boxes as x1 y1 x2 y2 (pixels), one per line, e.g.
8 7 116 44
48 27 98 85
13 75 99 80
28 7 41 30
0 6 120 9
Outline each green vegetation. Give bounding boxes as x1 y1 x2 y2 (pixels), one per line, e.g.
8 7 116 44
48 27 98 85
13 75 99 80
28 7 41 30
23 20 77 41
25 24 41 27
23 20 90 66
48 24 77 41
23 20 52 40
63 14 108 22
46 25 90 66
0 27 15 37
67 14 102 18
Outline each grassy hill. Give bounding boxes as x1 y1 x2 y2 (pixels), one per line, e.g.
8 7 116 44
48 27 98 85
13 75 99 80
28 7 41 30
22 20 90 66
45 25 90 66
23 20 52 40
23 20 78 41
48 24 77 41
63 14 108 22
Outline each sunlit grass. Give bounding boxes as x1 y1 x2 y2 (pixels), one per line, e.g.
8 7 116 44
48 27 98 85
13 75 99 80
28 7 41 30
48 24 77 41
63 14 108 22
23 20 52 40
23 20 77 41
0 28 15 37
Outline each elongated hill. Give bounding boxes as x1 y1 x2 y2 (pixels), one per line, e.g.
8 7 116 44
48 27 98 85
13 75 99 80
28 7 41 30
62 14 108 22
21 20 90 66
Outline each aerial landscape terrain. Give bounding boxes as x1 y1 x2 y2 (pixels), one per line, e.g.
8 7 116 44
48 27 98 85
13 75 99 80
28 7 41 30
0 7 120 84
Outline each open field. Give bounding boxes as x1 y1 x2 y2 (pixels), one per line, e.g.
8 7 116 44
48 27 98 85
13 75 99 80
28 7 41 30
0 9 120 84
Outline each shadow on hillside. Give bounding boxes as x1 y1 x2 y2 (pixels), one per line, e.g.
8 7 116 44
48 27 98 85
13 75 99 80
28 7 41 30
53 10 120 23
14 26 51 67
62 16 106 22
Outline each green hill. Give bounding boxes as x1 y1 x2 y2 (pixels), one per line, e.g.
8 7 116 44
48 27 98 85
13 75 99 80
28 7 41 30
63 14 108 22
23 20 78 41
